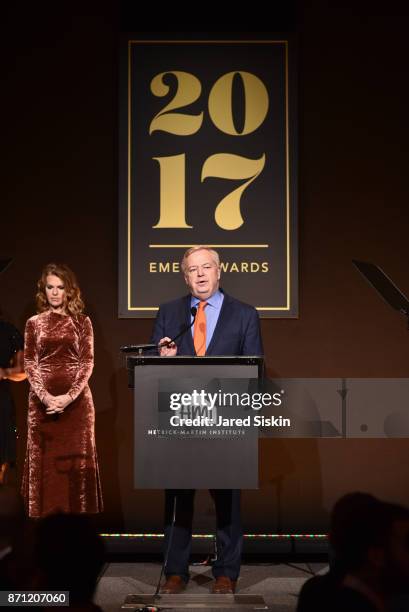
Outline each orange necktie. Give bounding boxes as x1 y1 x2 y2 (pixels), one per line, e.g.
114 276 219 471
193 301 207 356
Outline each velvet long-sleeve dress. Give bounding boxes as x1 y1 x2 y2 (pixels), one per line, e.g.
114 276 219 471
22 311 103 518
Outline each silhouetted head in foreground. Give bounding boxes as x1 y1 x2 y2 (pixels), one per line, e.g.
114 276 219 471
34 513 105 603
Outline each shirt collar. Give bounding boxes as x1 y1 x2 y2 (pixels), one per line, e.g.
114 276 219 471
191 289 223 308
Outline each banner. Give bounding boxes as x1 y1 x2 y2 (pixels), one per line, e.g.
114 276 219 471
119 39 298 317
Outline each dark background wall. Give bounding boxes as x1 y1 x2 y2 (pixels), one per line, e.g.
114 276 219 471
2 2 409 532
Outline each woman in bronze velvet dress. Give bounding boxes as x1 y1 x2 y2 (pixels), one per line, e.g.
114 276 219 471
22 263 103 518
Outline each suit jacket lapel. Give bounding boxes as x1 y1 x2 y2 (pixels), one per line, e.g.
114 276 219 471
206 290 231 355
182 294 195 355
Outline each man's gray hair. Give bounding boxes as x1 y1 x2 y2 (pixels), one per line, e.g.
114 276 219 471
181 246 220 273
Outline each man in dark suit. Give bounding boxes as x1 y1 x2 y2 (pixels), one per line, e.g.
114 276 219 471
151 245 263 595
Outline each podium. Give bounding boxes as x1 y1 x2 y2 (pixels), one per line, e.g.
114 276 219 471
126 355 263 490
121 355 268 611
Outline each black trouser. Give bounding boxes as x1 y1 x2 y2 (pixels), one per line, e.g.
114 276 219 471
164 489 242 583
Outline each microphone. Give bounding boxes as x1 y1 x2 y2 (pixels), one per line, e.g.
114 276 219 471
120 343 157 353
158 307 197 349
120 307 197 355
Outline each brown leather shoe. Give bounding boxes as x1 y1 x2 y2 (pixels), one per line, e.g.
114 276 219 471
160 575 186 594
212 576 236 594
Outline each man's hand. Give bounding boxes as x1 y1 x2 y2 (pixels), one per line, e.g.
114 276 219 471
158 337 177 357
0 367 6 380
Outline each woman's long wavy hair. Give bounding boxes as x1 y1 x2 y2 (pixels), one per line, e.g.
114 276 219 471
36 263 85 316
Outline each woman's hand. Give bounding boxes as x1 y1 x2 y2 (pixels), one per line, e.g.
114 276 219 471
44 393 71 415
44 394 59 414
54 394 72 411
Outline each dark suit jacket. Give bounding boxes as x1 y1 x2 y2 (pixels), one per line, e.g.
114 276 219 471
151 290 263 356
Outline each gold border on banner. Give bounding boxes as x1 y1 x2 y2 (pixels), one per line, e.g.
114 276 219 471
127 40 292 313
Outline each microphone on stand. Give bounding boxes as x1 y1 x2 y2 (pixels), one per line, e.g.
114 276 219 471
120 307 198 355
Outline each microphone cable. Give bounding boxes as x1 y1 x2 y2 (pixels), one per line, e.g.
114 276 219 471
154 494 177 597
158 307 197 350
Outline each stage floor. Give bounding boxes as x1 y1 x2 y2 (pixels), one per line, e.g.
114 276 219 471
94 560 328 612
